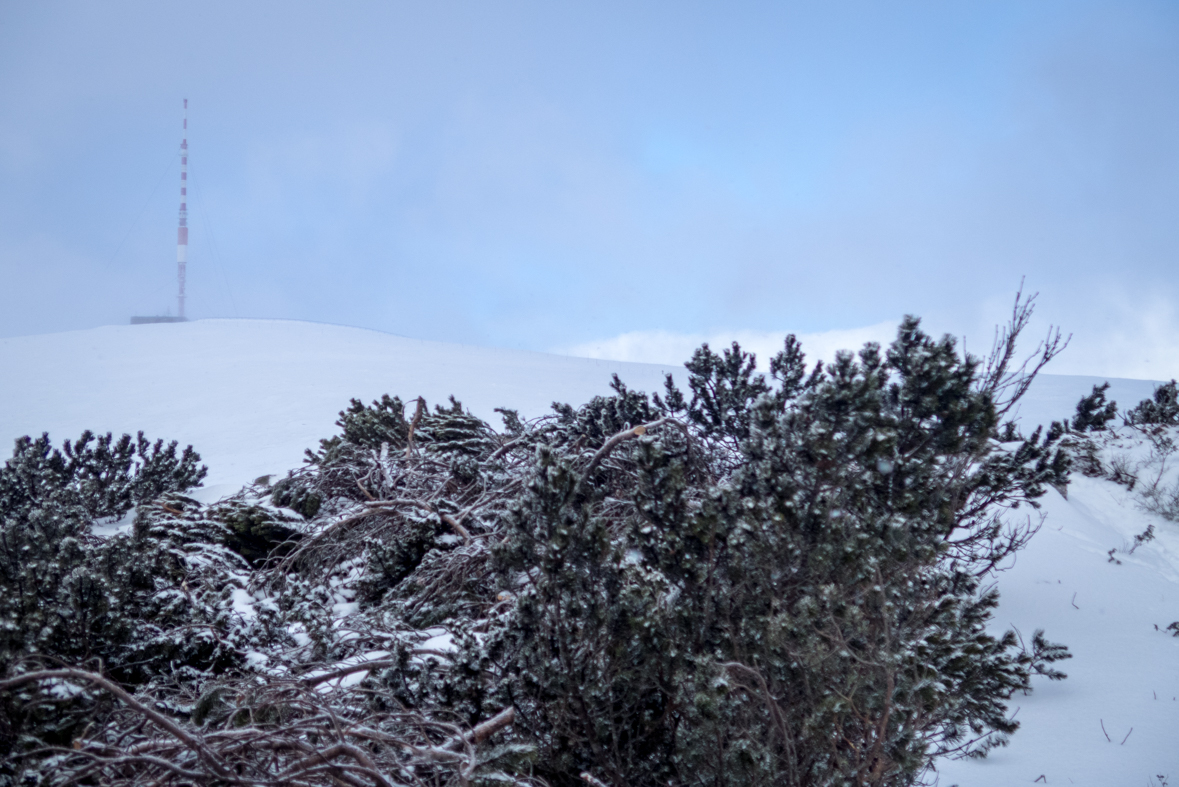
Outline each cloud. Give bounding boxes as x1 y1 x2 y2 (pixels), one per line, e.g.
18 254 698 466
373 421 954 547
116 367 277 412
558 322 900 370
1043 295 1179 381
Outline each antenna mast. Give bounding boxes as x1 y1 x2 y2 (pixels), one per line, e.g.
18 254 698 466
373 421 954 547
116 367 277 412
177 98 188 319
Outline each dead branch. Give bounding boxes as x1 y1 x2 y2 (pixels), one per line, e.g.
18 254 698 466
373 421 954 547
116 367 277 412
979 281 1070 420
300 660 399 688
366 498 472 543
0 669 233 780
488 436 529 462
406 397 426 459
580 418 688 484
441 706 516 750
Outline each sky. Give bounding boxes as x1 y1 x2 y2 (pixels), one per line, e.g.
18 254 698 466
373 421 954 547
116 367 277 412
2 1 1179 378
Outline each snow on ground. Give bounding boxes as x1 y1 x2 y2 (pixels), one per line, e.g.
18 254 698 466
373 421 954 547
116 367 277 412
0 319 1158 491
0 319 681 488
2 318 1178 784
936 472 1179 786
1008 375 1160 440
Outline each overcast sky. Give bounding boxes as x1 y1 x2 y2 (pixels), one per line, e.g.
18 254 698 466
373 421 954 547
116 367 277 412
2 1 1178 378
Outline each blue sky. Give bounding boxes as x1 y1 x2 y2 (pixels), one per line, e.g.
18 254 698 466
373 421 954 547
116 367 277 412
3 1 1179 377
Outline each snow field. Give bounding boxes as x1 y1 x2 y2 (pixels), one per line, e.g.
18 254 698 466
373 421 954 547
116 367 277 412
0 319 680 489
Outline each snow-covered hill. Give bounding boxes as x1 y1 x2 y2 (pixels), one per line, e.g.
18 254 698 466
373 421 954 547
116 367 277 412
0 320 681 495
1 319 1177 784
0 319 1158 492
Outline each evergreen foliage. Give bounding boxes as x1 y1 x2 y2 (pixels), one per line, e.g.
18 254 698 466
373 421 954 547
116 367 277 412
485 316 1070 786
419 396 500 458
1071 383 1118 432
0 430 206 521
270 471 322 518
1127 380 1179 425
0 306 1076 787
206 499 302 565
678 340 772 447
337 393 411 450
0 436 237 770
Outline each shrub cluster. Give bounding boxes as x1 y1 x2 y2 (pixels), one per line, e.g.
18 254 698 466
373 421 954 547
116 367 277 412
0 313 1074 787
1128 380 1179 426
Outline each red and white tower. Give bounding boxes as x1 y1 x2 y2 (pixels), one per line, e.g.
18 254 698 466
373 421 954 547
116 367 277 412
177 98 188 319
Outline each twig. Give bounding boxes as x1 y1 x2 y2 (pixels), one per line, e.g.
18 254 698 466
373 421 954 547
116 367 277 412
440 707 515 750
1121 727 1133 745
406 397 425 459
366 498 472 544
1101 718 1111 742
356 478 375 501
980 281 1070 419
0 669 233 780
488 436 527 462
1071 592 1079 609
300 660 398 688
579 417 689 487
274 507 384 574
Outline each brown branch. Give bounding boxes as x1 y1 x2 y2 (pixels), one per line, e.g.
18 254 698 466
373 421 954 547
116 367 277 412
0 669 233 780
299 649 455 689
300 660 398 688
980 281 1070 419
59 746 206 781
488 436 528 462
717 661 795 777
274 507 385 574
580 417 688 483
406 397 426 460
366 498 472 544
356 478 375 501
441 706 516 751
275 742 392 787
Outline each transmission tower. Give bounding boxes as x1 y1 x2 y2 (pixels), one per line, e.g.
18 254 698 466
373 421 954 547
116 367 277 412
177 98 188 319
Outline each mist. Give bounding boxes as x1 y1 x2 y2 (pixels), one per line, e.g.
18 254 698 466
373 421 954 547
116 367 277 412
3 1 1178 378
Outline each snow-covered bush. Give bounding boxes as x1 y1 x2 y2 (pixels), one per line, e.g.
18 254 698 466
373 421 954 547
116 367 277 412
481 315 1071 787
0 430 206 521
1127 380 1179 425
0 435 247 773
0 434 213 677
0 298 1075 787
1072 382 1118 432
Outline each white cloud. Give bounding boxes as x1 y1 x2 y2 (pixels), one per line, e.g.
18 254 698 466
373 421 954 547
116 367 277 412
1044 296 1179 382
558 322 900 370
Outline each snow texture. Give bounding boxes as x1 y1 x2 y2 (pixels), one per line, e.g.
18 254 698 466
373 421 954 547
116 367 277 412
0 319 681 489
936 472 1179 785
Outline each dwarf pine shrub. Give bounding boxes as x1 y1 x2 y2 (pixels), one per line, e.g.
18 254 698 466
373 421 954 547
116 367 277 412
0 307 1074 787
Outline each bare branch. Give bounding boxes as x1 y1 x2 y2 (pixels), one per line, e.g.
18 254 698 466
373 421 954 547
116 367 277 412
405 396 426 460
0 669 233 780
979 280 1071 419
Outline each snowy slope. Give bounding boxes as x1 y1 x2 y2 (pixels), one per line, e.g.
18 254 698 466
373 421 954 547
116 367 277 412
0 319 1158 491
936 471 1179 786
2 319 1178 784
1008 374 1160 440
0 320 681 493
